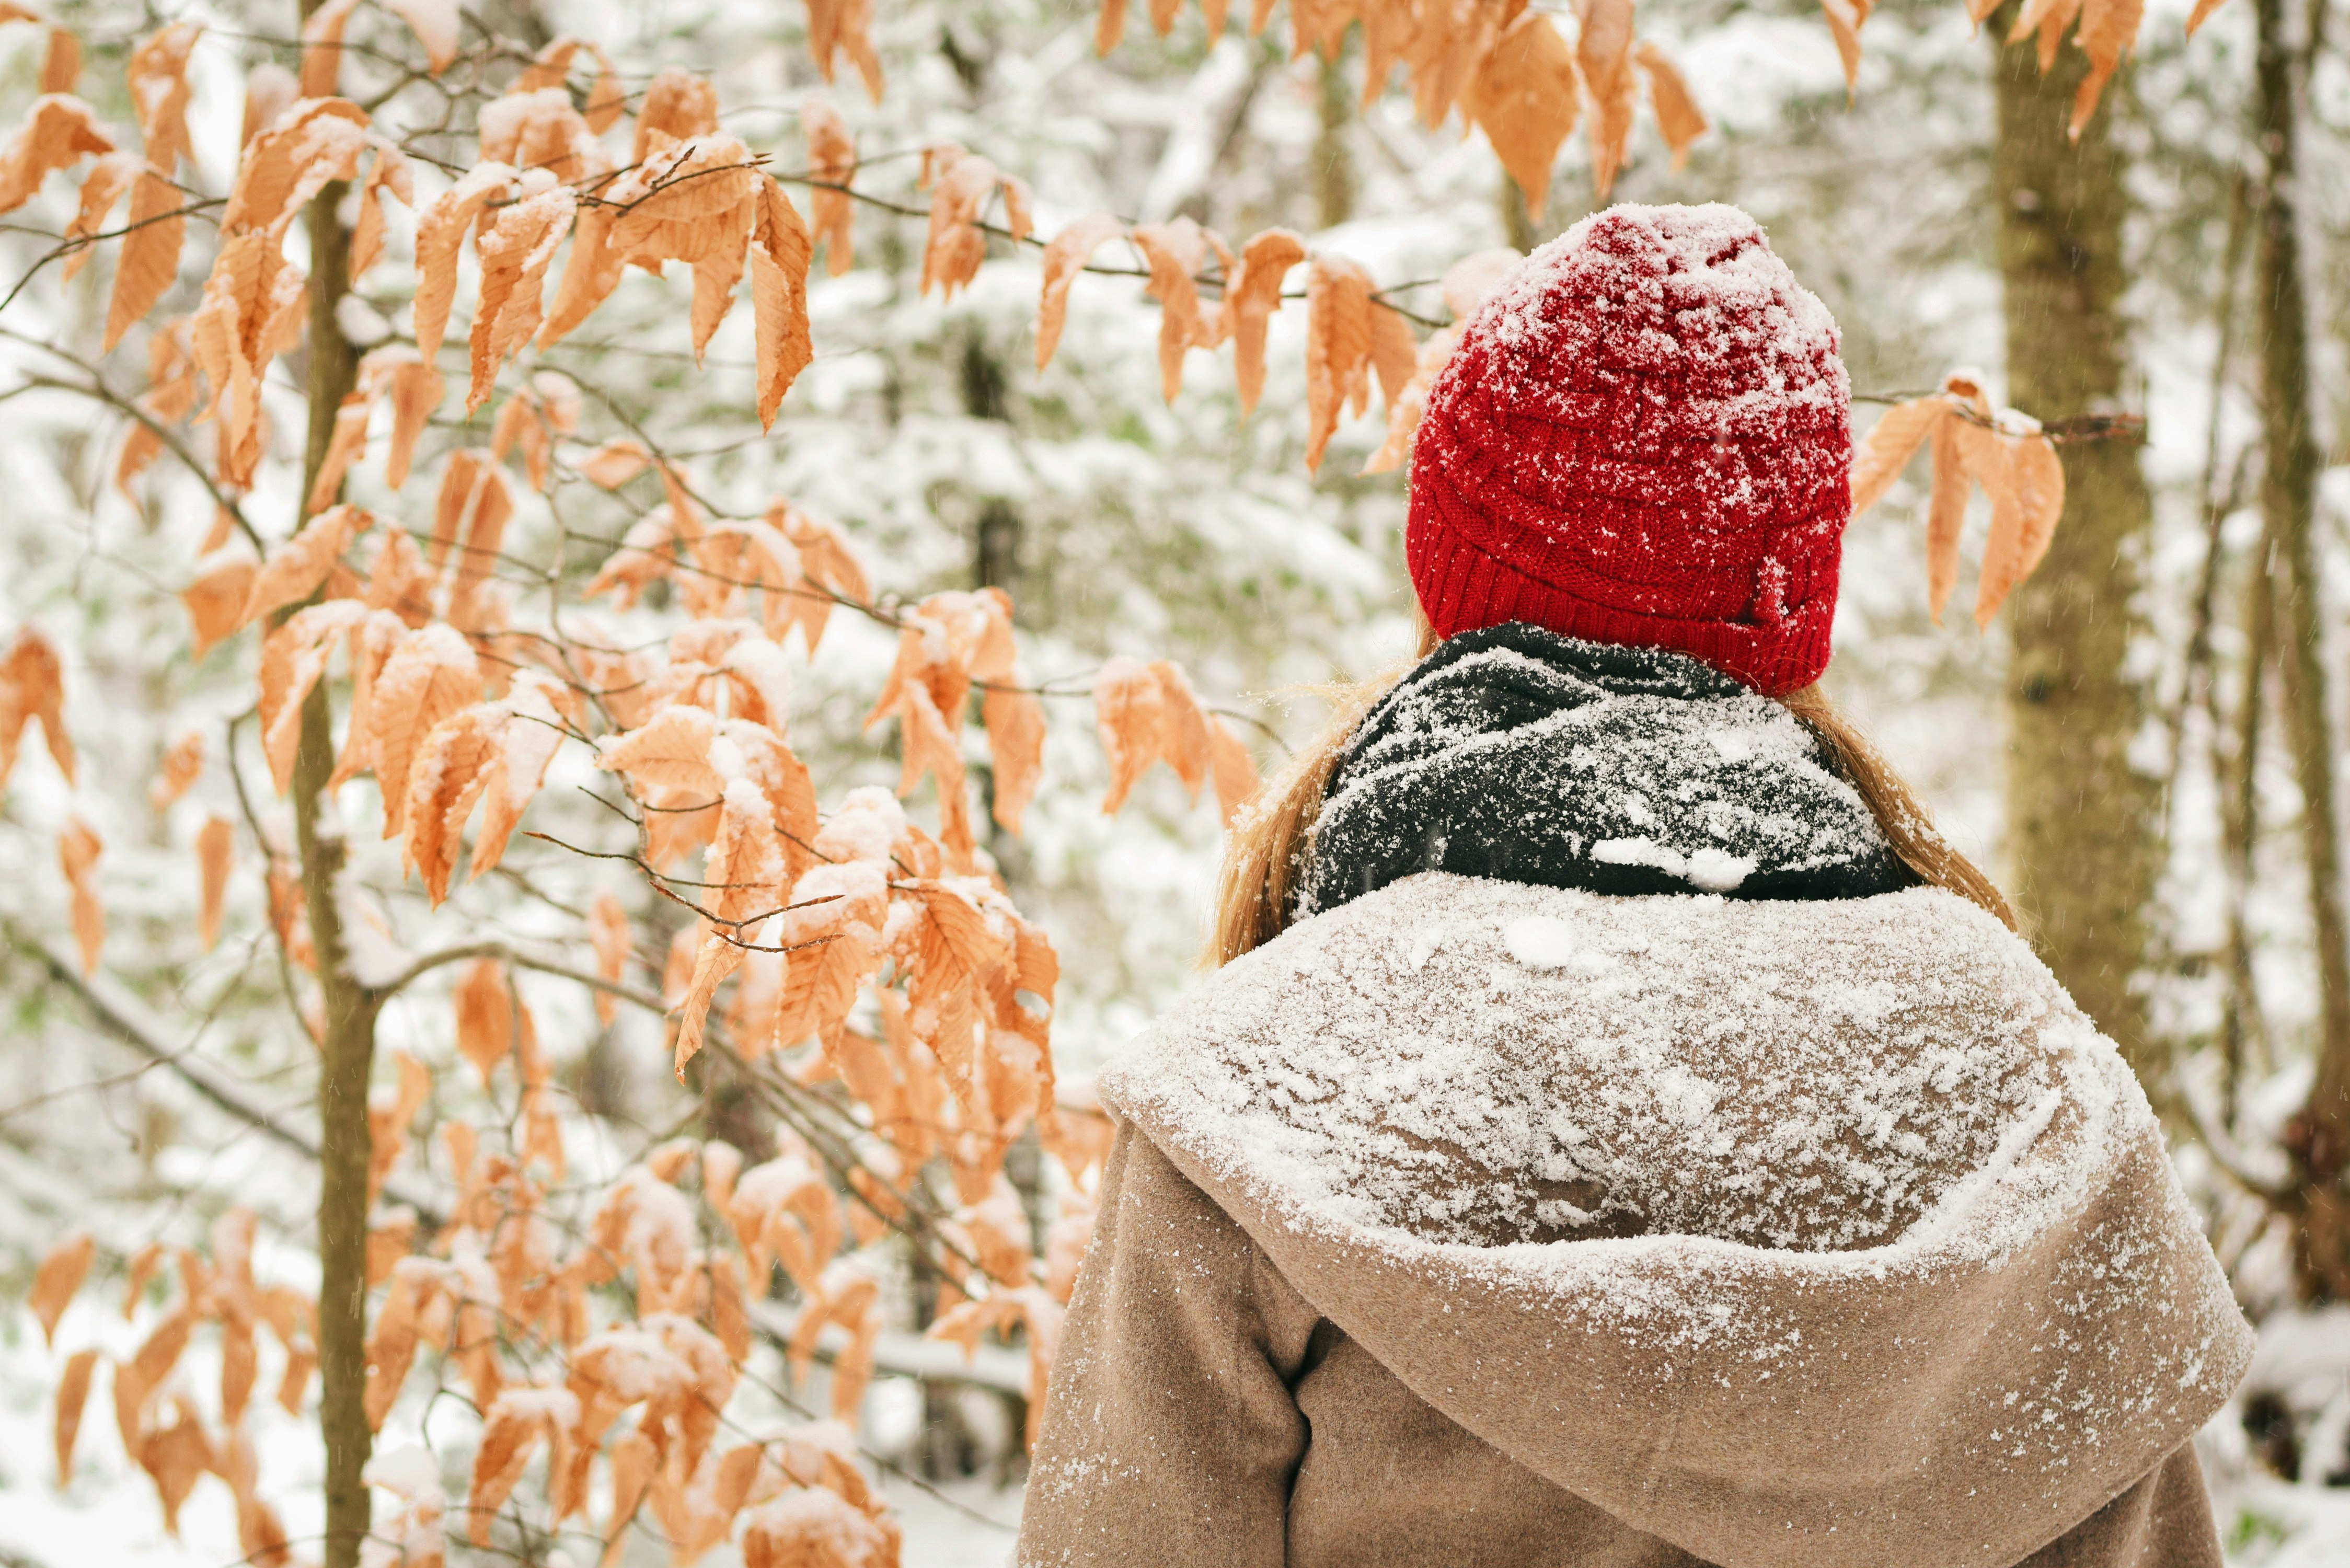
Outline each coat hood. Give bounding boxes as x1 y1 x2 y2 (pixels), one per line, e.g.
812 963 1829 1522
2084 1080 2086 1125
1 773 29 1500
1099 874 2249 1568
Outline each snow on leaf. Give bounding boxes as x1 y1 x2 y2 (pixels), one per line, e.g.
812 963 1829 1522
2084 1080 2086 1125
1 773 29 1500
413 162 517 364
239 504 376 630
403 701 504 901
632 66 720 162
127 23 201 172
468 178 575 410
364 622 483 832
59 149 135 282
29 1231 93 1345
257 599 369 791
1034 214 1127 372
0 94 114 216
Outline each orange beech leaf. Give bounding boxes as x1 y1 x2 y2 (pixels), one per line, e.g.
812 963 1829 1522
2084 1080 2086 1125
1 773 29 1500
402 702 504 901
1923 387 1985 625
455 958 513 1087
329 609 409 789
600 703 724 797
376 351 445 489
59 816 103 974
582 513 675 608
238 63 297 151
1633 41 1707 171
579 438 652 489
412 160 516 363
468 1387 579 1546
470 672 568 878
0 94 114 216
54 1345 99 1485
121 1241 164 1318
1221 227 1306 414
468 177 575 410
128 23 201 172
298 0 362 96
1848 395 1948 516
1304 253 1377 471
30 1231 93 1346
363 528 435 628
673 778 787 1077
751 178 815 429
1977 425 2064 627
1822 0 1878 96
106 170 185 350
0 625 75 786
490 391 552 493
1207 715 1261 825
1132 216 1234 401
1367 296 1419 414
605 134 761 361
802 99 858 274
257 599 369 792
919 144 1032 299
1097 0 1130 53
2008 0 2080 69
196 815 233 950
364 622 483 832
239 504 375 630
478 87 605 184
1034 214 1127 372
537 190 624 349
1148 661 1211 799
1468 13 1578 223
379 0 460 73
589 889 631 1025
2186 0 2231 30
769 503 869 651
2067 0 2142 139
38 27 76 94
1093 658 1165 814
348 140 413 279
151 729 204 809
807 0 884 99
632 66 720 162
59 149 136 282
1575 0 1638 198
983 683 1046 834
307 393 373 516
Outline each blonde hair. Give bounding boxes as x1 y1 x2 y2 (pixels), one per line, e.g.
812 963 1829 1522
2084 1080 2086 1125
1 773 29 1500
1209 617 2014 967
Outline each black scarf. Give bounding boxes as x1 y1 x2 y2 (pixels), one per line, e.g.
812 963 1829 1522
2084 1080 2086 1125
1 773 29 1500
1294 623 1914 918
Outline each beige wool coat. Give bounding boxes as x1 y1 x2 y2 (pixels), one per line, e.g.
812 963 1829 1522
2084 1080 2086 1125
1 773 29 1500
1017 874 2252 1568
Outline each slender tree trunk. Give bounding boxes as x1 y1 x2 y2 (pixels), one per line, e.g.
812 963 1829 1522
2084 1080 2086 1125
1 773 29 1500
1989 10 2163 1080
296 65 376 1559
1315 56 1355 230
2251 0 2350 1300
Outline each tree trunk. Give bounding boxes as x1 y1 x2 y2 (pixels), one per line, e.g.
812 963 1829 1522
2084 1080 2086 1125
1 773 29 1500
296 81 376 1562
1989 11 2163 1082
2250 0 2350 1301
1315 56 1356 230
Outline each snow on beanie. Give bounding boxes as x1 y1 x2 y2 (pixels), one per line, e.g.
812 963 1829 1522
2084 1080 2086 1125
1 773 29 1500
1406 203 1852 697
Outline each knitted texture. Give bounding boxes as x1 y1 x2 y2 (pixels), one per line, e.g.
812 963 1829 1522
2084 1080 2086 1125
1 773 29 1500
1407 203 1852 696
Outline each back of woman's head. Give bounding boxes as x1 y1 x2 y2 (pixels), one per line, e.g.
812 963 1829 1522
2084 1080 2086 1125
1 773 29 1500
1211 204 2012 966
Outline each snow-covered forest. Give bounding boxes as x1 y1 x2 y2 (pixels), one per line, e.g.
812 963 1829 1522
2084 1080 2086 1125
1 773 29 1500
0 0 2345 1563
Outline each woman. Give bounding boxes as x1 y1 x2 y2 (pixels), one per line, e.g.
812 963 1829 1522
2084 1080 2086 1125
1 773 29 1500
1018 204 2249 1568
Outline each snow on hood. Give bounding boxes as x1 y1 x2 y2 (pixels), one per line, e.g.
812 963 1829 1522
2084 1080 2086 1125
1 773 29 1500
1101 873 2250 1568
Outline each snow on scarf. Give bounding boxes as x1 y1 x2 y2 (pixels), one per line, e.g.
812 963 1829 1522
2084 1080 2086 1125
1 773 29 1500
1295 620 1911 918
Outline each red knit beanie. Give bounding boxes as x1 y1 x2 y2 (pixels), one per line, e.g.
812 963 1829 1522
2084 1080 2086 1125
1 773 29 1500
1407 203 1851 696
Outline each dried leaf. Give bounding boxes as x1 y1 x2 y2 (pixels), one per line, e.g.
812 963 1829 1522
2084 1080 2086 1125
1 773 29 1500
307 394 372 517
2186 0 2231 32
805 0 884 100
1222 228 1305 414
0 625 76 785
1132 217 1230 401
1577 0 1637 198
1093 658 1164 814
589 889 630 1026
454 959 513 1086
802 99 858 275
632 67 720 162
0 94 115 216
378 350 444 488
258 599 370 792
60 149 135 283
240 504 376 630
30 1232 93 1346
1304 253 1376 471
1469 13 1579 222
1967 420 2066 627
919 145 1013 299
1149 661 1210 799
239 64 297 151
413 161 517 364
468 179 575 410
349 140 413 279
1633 41 1707 171
197 815 234 950
129 23 201 171
404 703 503 902
37 26 76 94
151 729 204 810
1849 396 1949 516
983 684 1046 834
380 0 460 72
1821 0 1877 97
2068 0 2143 140
1207 715 1261 825
59 817 102 975
54 1346 98 1486
579 439 652 489
365 622 484 832
751 178 814 430
1034 215 1127 372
